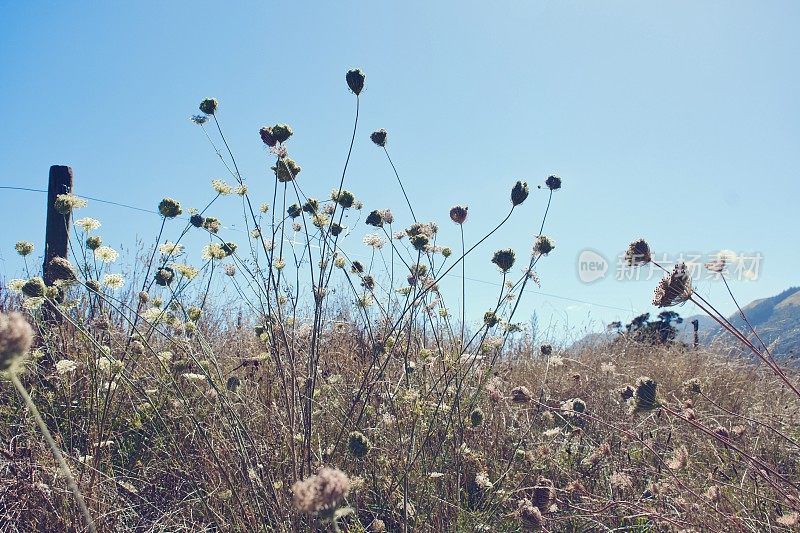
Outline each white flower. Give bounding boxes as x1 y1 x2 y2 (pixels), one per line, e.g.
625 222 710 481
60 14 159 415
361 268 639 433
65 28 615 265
94 246 119 263
549 355 564 367
75 217 101 232
7 279 26 293
159 241 184 256
55 359 78 375
22 297 45 310
363 234 384 249
234 184 247 196
601 361 616 374
172 263 199 280
201 244 226 261
102 273 125 290
142 307 166 323
543 428 561 438
211 179 232 195
182 373 207 382
429 472 445 479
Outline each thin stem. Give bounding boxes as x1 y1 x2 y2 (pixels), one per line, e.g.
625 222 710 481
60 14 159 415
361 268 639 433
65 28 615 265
10 373 96 533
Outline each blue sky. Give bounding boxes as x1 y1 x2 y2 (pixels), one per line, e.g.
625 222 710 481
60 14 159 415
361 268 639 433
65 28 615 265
1 1 798 342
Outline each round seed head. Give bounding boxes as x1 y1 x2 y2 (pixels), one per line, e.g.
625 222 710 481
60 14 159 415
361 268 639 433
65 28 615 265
370 129 387 147
544 175 561 191
271 123 293 143
449 205 468 224
365 210 383 227
46 257 77 282
484 311 499 327
22 277 46 298
491 249 516 272
470 407 484 427
347 431 372 458
15 241 34 257
86 236 102 250
190 214 204 228
632 376 659 413
158 198 182 218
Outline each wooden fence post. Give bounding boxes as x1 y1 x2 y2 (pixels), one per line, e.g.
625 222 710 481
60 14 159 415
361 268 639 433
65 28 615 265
43 165 74 286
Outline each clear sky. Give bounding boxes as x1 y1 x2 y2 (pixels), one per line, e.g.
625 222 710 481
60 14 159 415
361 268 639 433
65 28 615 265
1 1 798 342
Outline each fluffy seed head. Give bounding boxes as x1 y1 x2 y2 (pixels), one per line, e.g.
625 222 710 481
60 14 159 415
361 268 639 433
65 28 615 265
0 312 33 371
272 158 301 182
292 467 351 514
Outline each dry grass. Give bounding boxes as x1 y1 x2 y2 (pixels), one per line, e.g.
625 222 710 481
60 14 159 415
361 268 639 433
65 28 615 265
1 69 799 532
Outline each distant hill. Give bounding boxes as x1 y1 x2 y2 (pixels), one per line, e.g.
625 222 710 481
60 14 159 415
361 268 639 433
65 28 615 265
680 287 800 358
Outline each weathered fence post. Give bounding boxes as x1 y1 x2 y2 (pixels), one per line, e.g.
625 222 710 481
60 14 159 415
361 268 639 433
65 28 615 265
43 165 74 286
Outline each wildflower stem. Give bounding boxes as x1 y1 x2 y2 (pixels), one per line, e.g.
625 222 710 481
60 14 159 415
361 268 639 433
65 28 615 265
382 146 417 223
10 373 96 533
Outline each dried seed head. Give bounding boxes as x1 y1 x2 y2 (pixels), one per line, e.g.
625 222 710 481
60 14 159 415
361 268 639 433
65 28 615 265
620 384 635 401
86 236 102 250
517 499 544 529
540 344 552 356
491 249 516 273
632 376 659 413
533 477 556 511
272 158 301 182
0 312 33 371
652 262 693 307
199 98 218 115
365 210 383 227
533 236 555 256
346 68 366 95
190 214 204 228
370 129 387 147
511 385 532 404
271 124 293 144
292 467 351 513
22 277 46 298
347 431 372 458
15 241 34 257
158 198 182 219
625 239 651 266
469 407 484 427
259 126 277 147
483 311 499 327
46 257 77 282
511 181 529 206
449 205 468 224
154 267 175 287
544 175 562 191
